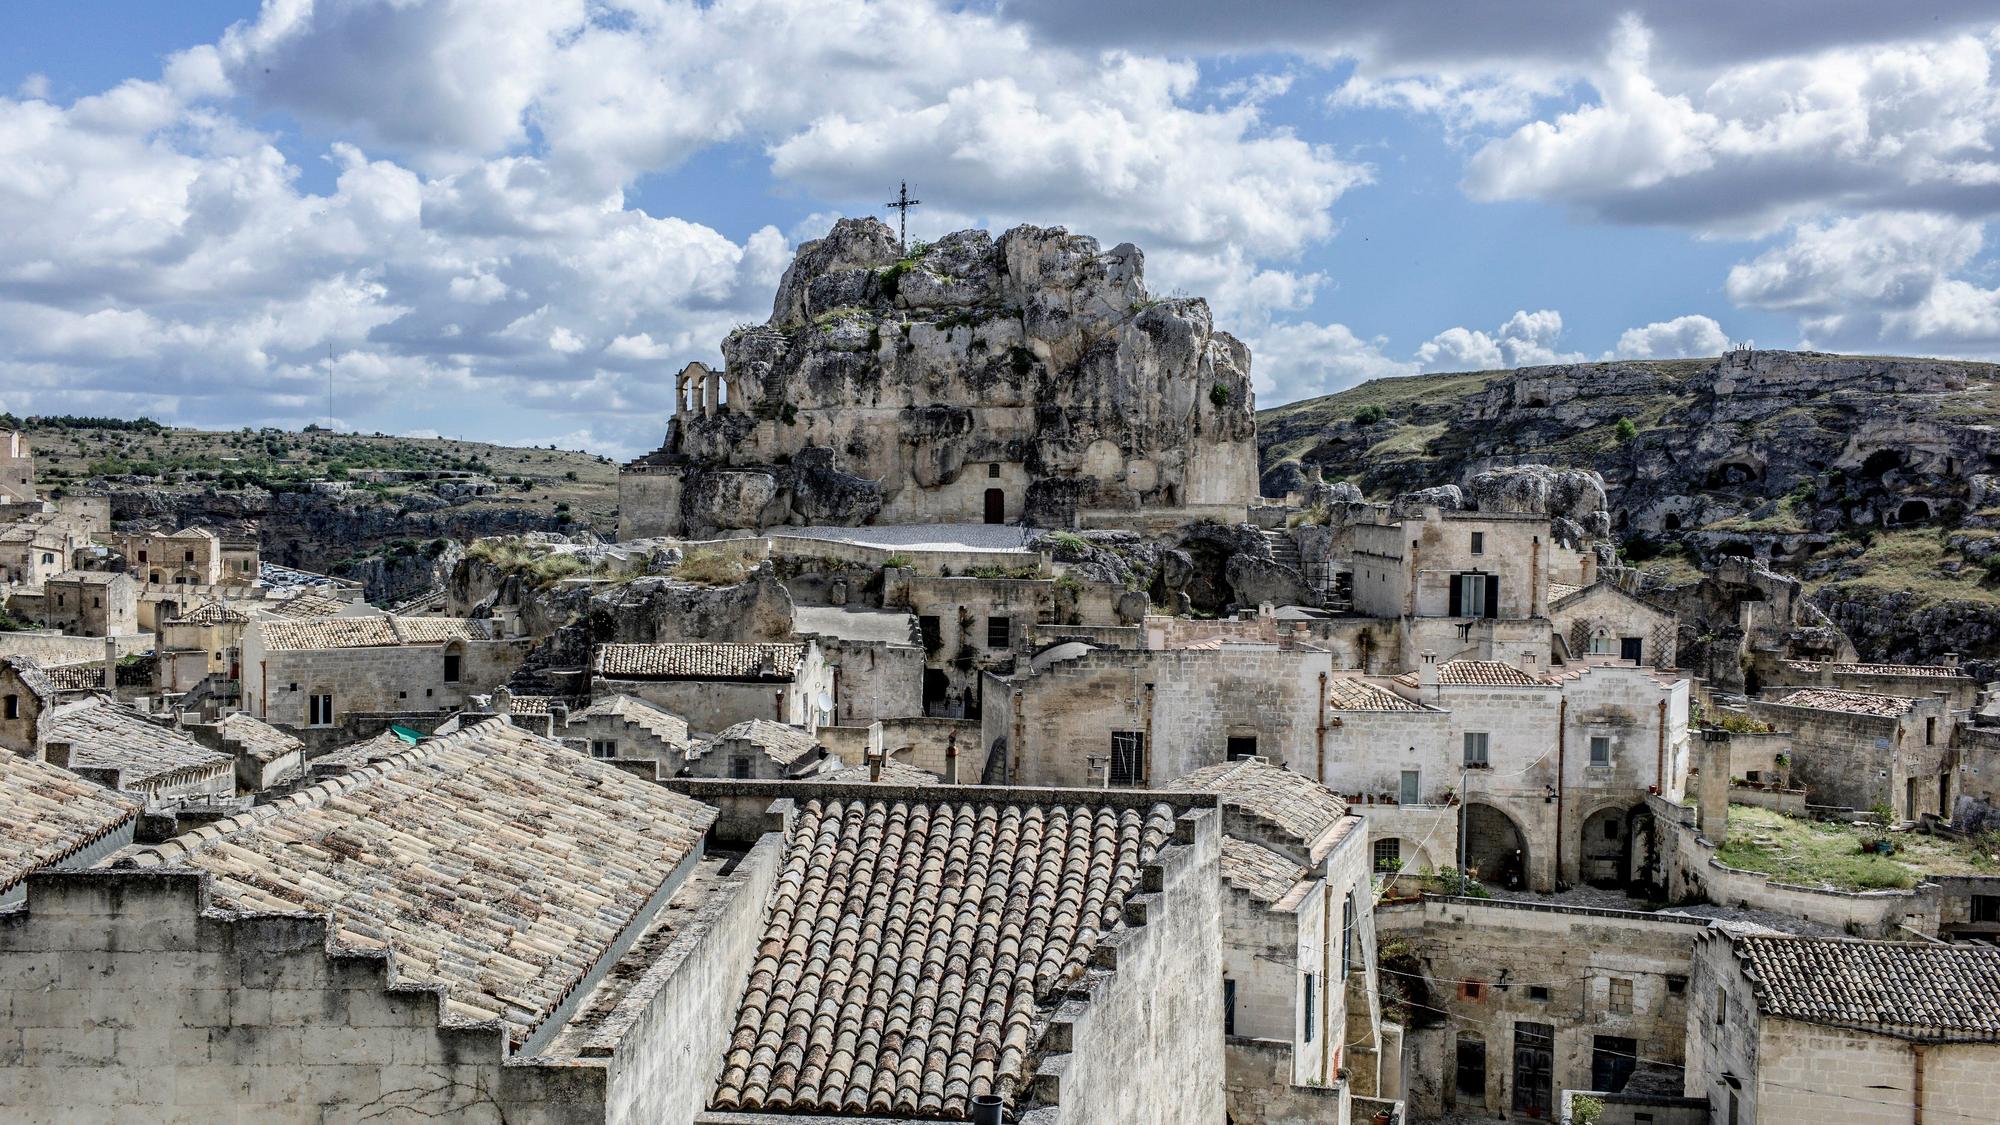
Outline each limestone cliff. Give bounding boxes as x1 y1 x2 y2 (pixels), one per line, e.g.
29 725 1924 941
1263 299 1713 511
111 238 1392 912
1260 349 2000 665
621 218 1258 536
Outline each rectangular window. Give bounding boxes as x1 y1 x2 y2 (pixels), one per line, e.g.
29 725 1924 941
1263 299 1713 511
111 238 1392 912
308 693 333 727
1223 978 1236 1036
590 740 617 760
443 652 462 683
1458 573 1487 617
1666 975 1687 995
1591 1035 1639 1094
1463 731 1490 767
917 614 942 653
1373 837 1402 872
985 615 1012 649
730 755 753 779
1927 717 1937 745
1590 735 1612 766
1715 987 1727 1026
1400 768 1421 805
1302 973 1317 1042
3 694 17 720
1972 896 2000 924
1226 735 1258 761
1470 531 1485 555
1608 977 1633 1014
1109 731 1146 787
1528 985 1549 1001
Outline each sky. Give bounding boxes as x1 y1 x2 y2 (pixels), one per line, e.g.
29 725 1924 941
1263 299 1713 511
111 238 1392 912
3 2 1999 458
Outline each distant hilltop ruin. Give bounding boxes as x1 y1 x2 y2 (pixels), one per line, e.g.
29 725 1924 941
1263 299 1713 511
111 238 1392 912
619 218 1259 537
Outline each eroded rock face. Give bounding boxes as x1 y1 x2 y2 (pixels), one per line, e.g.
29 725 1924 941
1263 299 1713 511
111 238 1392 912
623 218 1258 534
1225 554 1315 610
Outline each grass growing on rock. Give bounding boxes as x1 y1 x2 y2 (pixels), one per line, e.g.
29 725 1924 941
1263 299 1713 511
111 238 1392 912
465 539 591 589
674 549 753 585
1713 805 2000 890
1810 529 2000 608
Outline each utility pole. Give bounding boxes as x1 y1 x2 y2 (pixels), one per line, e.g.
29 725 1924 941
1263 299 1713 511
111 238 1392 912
884 181 922 252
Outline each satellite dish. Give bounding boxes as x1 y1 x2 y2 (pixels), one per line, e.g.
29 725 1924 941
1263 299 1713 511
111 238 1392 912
816 692 834 715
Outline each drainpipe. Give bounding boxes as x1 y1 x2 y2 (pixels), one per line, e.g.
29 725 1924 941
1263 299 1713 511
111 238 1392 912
1657 698 1668 795
1010 688 1024 785
1316 671 1328 783
1555 698 1567 889
1142 681 1155 787
972 1093 1004 1125
258 659 267 719
1530 536 1542 618
1914 1042 1926 1125
1405 538 1418 617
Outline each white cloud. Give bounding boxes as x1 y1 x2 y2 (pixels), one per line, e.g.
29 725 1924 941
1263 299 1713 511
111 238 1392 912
1245 320 1414 406
1725 212 2000 351
1609 314 1730 359
1415 309 1583 372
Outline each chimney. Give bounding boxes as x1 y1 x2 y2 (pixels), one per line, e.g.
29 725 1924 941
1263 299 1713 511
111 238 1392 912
1945 652 1961 669
494 687 512 717
945 729 959 784
1580 554 1596 585
550 703 570 731
1519 650 1539 676
1818 662 1834 688
44 740 71 770
1697 729 1731 845
1418 651 1440 688
972 1094 1004 1125
103 635 118 691
869 746 882 783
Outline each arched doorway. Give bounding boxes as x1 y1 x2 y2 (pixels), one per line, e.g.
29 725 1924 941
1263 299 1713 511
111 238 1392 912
1580 806 1630 888
1463 803 1529 891
983 488 1005 524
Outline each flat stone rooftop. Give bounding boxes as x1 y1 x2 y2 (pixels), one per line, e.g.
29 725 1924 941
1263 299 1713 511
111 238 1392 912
768 523 1035 552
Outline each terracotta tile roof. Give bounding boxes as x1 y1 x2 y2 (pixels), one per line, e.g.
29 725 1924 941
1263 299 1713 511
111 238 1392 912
1327 677 1428 712
502 694 558 715
256 615 487 652
1166 759 1349 855
815 759 940 785
712 795 1179 1117
1769 688 1916 718
575 694 689 745
1732 935 2000 1039
308 730 415 777
43 696 233 793
1 655 59 702
216 712 304 764
256 592 351 621
169 600 250 626
124 718 716 1048
711 719 819 766
596 642 806 681
1785 661 1967 680
0 752 141 896
1392 659 1550 688
48 569 124 585
1220 836 1306 906
39 663 109 691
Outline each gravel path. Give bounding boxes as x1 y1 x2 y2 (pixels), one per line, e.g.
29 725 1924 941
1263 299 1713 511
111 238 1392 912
770 524 1035 552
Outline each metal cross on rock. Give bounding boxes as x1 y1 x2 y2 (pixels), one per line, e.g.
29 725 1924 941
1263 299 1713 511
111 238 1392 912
885 182 921 251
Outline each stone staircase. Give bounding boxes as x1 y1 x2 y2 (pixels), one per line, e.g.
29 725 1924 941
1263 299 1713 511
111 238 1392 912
1262 528 1301 570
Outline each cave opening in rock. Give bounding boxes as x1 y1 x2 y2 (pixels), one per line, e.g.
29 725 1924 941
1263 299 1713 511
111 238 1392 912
1896 499 1931 524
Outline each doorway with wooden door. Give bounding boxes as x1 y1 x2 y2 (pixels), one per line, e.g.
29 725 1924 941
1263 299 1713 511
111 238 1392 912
983 488 1005 524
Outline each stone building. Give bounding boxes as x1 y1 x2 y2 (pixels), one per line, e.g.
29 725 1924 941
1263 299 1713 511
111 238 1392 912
1764 658 1977 710
1378 897 1707 1119
0 718 747 1124
619 219 1258 538
560 692 691 765
39 569 137 636
1686 931 2000 1125
981 643 1338 788
1748 687 1955 818
0 512 90 586
888 568 1051 718
0 748 139 908
186 710 306 791
106 526 229 586
1165 759 1393 1120
240 615 529 730
1350 508 1560 670
154 599 251 692
692 783 1226 1124
1549 579 1679 670
791 603 924 725
1322 675 1459 879
0 654 57 753
0 428 33 503
684 718 827 779
34 694 236 802
590 640 832 737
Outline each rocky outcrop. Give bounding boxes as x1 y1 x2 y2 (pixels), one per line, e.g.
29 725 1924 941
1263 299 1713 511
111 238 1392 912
624 218 1259 534
1225 554 1316 609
